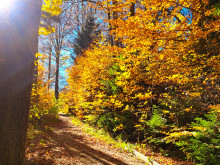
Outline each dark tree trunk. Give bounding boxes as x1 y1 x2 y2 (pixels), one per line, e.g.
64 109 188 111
48 51 52 86
48 39 52 90
55 50 60 100
0 0 42 164
107 8 114 46
130 2 135 16
112 0 118 46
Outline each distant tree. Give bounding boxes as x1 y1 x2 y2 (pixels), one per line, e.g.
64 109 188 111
72 13 100 58
0 0 42 164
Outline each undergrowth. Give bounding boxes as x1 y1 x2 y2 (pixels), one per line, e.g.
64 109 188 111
71 115 140 153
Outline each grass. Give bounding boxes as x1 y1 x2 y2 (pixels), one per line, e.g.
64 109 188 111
71 115 141 153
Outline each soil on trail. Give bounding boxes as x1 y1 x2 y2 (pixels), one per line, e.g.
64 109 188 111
26 114 145 165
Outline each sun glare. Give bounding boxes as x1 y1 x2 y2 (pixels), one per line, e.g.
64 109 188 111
0 0 12 10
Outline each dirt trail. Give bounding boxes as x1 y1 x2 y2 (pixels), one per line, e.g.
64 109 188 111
26 114 145 165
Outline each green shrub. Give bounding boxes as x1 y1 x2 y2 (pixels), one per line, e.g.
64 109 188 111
92 111 137 140
147 112 167 130
96 112 120 133
171 111 220 164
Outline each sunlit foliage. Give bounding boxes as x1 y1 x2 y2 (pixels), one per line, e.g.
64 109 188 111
30 54 56 120
66 0 220 163
39 0 62 35
41 0 62 16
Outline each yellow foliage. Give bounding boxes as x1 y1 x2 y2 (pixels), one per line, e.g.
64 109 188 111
41 0 62 16
30 56 55 119
39 26 55 35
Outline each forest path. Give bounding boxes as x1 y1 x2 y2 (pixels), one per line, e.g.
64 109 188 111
26 114 145 165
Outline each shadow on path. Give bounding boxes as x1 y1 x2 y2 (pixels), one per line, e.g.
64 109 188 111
47 118 128 165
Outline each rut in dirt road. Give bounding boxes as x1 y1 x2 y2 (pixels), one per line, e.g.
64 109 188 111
46 114 145 165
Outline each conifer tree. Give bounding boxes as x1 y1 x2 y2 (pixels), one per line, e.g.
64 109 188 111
73 13 100 57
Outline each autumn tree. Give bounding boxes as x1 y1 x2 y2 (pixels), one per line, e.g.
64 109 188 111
0 0 42 164
66 0 220 163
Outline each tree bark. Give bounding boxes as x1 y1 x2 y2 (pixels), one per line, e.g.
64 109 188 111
107 8 114 46
0 0 42 164
54 17 62 100
48 36 52 90
130 2 135 16
55 50 60 100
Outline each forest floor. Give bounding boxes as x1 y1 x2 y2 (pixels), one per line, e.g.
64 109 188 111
25 114 194 165
25 114 146 165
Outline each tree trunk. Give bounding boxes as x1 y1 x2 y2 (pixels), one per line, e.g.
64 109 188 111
48 37 52 90
54 19 62 100
112 0 121 47
107 8 114 46
0 0 42 164
130 2 135 16
55 50 60 100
